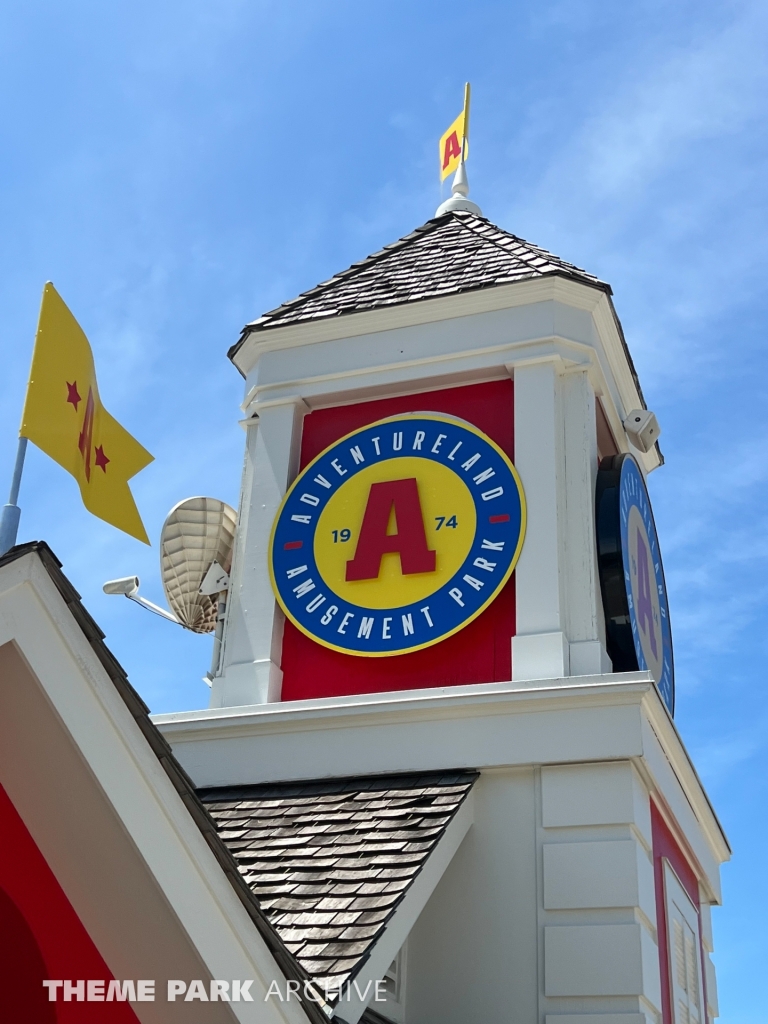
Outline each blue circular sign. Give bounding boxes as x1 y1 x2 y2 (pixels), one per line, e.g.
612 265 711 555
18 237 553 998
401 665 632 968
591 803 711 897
270 413 526 657
596 453 674 713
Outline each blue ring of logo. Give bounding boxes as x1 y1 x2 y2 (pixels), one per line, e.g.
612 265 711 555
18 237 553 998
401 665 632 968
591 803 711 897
270 413 526 657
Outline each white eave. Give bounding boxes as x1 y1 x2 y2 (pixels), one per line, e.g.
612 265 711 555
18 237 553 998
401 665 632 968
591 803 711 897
154 672 729 904
232 276 660 474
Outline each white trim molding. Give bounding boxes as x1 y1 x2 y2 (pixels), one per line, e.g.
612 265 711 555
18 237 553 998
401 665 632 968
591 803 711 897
154 672 729 904
0 550 311 1024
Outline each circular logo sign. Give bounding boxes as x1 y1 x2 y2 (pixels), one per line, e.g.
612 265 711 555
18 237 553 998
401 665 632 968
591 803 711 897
270 413 526 656
596 453 674 713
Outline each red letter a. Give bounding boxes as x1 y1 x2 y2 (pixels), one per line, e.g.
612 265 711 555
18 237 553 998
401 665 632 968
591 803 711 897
77 387 95 482
442 131 461 171
345 478 436 582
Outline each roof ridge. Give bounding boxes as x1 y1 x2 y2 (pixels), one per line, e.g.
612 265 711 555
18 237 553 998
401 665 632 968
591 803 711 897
453 212 593 278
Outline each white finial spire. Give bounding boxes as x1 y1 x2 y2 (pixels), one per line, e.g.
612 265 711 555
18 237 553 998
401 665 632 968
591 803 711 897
436 83 482 217
451 158 470 197
435 157 482 216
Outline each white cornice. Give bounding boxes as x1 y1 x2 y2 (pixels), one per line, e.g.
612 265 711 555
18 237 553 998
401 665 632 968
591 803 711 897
154 672 727 883
244 336 591 413
640 684 729 859
235 276 660 473
154 672 652 736
234 277 607 367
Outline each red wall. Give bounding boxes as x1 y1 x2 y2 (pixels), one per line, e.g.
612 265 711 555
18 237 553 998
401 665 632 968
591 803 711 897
651 801 709 1024
280 380 516 701
0 783 139 1023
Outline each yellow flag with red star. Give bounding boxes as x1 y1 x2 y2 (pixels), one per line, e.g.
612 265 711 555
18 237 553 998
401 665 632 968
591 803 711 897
20 283 153 544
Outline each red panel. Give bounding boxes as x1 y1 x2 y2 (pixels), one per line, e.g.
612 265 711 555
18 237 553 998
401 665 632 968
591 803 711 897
280 380 516 701
0 783 139 1023
0 886 56 1024
651 801 708 1024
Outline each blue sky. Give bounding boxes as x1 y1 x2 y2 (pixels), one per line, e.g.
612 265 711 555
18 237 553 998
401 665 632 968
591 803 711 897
1 0 766 1016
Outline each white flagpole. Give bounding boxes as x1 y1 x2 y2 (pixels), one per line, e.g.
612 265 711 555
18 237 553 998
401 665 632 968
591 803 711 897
0 436 28 555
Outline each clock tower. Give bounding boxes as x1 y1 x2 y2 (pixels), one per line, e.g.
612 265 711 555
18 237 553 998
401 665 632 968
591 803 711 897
214 202 662 708
156 187 726 1024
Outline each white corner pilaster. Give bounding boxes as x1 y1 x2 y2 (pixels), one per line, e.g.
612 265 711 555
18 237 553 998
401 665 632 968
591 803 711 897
560 368 612 676
512 361 569 681
511 361 609 682
212 396 307 708
540 762 662 1022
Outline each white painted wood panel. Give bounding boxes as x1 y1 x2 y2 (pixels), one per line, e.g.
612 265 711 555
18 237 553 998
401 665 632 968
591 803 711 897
544 923 660 1006
543 839 654 916
541 762 652 847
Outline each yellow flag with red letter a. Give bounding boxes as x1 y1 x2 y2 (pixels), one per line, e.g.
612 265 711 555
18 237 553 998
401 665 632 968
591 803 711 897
20 283 153 543
439 112 466 181
439 84 471 181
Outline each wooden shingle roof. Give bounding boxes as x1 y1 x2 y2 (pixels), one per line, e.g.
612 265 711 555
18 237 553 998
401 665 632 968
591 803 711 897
229 210 609 360
199 771 478 999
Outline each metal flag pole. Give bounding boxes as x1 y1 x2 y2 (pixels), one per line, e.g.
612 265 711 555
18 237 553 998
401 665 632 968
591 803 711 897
461 81 471 162
0 436 28 555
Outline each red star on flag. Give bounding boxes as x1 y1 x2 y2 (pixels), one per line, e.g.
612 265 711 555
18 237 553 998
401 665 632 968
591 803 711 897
19 283 154 543
94 445 110 472
66 381 81 410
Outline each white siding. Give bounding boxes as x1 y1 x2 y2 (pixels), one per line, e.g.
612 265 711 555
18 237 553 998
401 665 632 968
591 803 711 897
541 761 652 847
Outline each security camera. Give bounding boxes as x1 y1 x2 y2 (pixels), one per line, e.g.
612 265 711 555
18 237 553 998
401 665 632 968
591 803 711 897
103 576 181 625
103 576 140 596
623 409 661 453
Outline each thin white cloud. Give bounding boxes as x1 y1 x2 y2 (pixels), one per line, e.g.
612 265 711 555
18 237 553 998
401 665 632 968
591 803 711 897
500 0 768 396
691 724 767 782
580 13 767 198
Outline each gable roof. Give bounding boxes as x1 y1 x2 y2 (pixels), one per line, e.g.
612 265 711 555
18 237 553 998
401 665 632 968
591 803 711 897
228 210 609 360
0 541 326 1024
200 771 477 1004
0 541 477 1022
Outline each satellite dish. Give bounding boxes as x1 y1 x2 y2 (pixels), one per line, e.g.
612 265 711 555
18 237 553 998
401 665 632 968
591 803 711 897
160 497 237 633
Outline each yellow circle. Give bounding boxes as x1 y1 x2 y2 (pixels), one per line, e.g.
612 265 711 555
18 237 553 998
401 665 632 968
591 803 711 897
314 457 476 610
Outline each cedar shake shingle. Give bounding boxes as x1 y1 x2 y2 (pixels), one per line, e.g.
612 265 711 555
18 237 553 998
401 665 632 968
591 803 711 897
229 209 607 361
199 771 477 995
